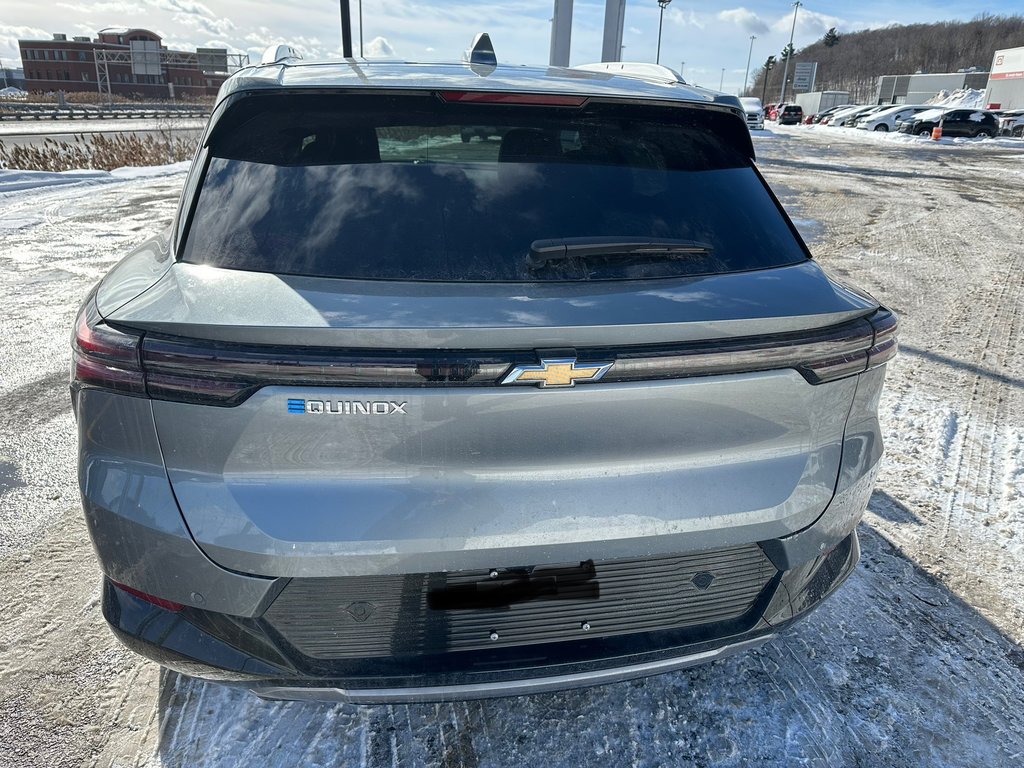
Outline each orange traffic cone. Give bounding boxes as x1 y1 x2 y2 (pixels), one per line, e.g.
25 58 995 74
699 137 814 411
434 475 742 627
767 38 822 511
932 125 943 141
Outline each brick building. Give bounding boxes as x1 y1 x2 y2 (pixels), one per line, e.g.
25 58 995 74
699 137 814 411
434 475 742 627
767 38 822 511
18 28 246 99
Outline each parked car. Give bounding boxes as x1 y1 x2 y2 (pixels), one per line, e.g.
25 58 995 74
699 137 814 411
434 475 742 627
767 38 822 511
855 105 930 132
71 40 897 703
812 105 855 124
837 105 889 127
822 104 868 126
997 109 1024 137
739 96 765 130
777 104 804 125
815 104 856 125
898 107 999 138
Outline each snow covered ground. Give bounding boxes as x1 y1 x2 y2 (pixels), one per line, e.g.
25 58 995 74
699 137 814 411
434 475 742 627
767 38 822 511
767 121 1024 150
1 131 1023 767
0 118 207 137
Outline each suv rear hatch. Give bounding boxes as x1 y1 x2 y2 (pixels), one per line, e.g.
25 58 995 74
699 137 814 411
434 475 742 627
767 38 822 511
103 90 881 578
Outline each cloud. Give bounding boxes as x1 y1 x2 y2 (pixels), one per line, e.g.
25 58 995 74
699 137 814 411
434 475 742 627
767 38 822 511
171 12 236 38
0 23 51 61
771 8 845 38
717 8 770 36
364 36 395 58
242 27 330 60
55 1 147 14
667 8 706 31
150 0 216 16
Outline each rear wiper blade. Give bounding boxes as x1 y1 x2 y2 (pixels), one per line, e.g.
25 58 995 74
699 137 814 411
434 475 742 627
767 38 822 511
528 237 714 268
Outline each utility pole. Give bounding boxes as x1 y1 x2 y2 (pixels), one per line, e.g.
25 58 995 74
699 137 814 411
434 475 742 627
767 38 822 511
743 35 756 95
358 0 364 57
778 1 801 103
656 0 672 65
719 68 725 90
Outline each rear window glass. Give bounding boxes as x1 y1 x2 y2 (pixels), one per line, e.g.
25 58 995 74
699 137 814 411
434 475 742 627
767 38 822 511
182 93 807 282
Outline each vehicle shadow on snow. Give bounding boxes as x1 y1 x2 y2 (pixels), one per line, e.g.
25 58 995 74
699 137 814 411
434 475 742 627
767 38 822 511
900 345 1024 390
152 524 1024 768
765 156 964 184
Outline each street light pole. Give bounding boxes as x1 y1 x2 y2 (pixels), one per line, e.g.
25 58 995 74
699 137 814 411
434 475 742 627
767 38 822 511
719 68 725 90
761 56 775 103
656 0 672 65
743 35 756 95
778 0 801 103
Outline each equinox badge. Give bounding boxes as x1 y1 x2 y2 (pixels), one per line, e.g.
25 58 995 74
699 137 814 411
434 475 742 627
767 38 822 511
501 358 613 388
288 399 408 415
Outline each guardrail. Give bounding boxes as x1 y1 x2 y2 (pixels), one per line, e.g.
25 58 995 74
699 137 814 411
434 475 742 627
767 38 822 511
0 103 210 121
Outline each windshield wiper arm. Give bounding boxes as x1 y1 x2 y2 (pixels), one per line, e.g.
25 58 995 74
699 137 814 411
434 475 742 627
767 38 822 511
529 237 714 268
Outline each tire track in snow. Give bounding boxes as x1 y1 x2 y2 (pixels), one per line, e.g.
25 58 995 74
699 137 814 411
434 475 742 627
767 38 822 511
760 129 1024 641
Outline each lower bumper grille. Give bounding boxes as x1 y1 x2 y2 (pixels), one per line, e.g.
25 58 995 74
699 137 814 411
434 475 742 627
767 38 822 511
263 545 777 660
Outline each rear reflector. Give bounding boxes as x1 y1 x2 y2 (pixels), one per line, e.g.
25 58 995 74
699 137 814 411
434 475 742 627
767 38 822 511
437 91 588 106
110 580 184 612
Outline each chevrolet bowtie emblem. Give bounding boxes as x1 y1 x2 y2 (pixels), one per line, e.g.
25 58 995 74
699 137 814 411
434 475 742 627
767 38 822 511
501 357 613 388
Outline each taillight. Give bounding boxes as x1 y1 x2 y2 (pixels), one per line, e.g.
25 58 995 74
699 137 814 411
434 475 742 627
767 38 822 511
867 309 898 369
110 580 184 612
71 294 145 400
71 289 898 409
795 309 897 383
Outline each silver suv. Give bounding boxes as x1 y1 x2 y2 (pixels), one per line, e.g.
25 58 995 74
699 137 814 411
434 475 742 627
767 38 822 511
72 41 896 703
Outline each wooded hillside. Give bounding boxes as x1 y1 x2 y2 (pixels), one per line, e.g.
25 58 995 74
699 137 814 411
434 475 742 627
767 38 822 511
747 14 1024 103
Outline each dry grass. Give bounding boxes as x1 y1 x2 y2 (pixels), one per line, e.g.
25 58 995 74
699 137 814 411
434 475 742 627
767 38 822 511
0 133 198 172
34 91 215 106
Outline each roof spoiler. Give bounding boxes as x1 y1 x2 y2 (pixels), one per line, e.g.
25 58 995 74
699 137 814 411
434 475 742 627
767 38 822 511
575 62 686 84
575 62 744 113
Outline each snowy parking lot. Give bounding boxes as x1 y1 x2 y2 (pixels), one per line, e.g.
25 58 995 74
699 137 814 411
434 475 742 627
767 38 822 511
1 127 1023 767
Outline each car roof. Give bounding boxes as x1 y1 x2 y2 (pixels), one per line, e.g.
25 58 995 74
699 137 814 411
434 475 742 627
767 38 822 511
220 59 742 112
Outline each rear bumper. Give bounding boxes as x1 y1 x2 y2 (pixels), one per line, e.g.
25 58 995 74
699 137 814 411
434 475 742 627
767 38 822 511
103 530 859 703
254 635 777 703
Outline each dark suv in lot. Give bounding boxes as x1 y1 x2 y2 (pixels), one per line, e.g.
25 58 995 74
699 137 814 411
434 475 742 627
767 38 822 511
72 41 896 703
899 108 999 138
777 104 804 125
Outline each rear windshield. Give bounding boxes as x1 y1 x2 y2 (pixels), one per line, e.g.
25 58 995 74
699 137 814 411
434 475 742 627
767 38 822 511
182 93 807 282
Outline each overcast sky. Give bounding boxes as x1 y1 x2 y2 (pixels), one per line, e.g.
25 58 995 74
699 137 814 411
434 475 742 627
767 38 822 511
1 1 1015 94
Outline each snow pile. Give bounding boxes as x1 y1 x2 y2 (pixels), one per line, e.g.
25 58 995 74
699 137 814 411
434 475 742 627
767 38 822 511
927 88 987 108
0 161 190 193
0 86 28 99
